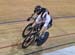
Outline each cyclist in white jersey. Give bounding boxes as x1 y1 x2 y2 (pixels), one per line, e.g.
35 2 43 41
31 5 52 35
26 5 52 46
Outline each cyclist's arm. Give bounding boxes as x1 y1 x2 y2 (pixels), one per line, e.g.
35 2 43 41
40 15 51 34
32 15 41 27
27 13 36 21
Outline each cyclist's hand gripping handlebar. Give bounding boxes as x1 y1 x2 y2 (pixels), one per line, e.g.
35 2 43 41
27 13 35 21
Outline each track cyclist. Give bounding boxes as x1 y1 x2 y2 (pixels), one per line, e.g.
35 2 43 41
27 5 53 46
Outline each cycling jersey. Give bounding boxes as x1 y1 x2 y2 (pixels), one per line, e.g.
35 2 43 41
35 11 52 28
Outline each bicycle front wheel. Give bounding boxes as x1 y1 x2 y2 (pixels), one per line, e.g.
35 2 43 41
22 23 33 38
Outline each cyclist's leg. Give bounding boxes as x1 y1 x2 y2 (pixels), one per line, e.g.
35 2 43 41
36 20 52 46
36 31 49 46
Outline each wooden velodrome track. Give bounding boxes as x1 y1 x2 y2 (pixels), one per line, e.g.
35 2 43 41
0 0 75 55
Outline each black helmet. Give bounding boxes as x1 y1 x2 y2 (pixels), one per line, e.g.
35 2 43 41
34 5 42 14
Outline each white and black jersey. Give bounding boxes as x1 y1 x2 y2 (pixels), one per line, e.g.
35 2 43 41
35 8 52 29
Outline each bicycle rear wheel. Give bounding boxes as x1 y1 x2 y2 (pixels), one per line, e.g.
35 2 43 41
22 34 35 48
